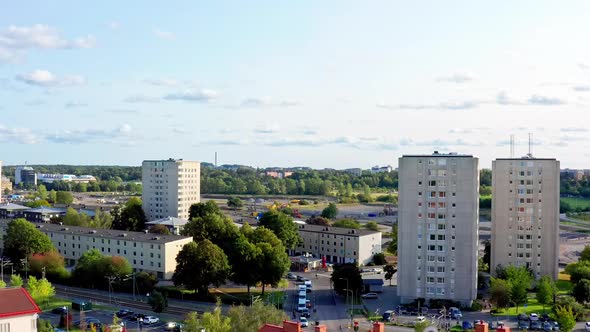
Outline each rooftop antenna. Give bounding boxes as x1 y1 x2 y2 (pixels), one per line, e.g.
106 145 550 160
215 152 218 168
528 132 533 158
510 134 515 158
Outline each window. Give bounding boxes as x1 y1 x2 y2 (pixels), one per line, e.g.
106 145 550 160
438 192 446 198
427 255 435 262
428 245 436 251
427 277 435 283
437 277 445 283
437 256 445 262
437 213 446 220
429 191 437 197
438 224 446 230
429 180 436 187
437 245 444 252
437 266 445 273
437 235 445 241
438 202 446 208
428 266 436 273
428 202 436 208
428 213 436 219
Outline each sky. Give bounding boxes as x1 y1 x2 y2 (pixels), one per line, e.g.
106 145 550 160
1 1 590 169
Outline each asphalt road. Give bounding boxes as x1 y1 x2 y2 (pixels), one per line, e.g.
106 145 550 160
39 308 171 331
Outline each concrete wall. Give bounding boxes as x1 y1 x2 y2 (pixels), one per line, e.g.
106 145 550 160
0 313 38 332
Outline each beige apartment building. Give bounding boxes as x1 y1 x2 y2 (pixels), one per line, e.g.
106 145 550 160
491 157 560 279
295 224 382 265
142 159 200 221
397 152 479 306
0 221 192 279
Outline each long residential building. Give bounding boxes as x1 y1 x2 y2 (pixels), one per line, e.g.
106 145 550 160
295 224 382 265
142 159 200 221
397 152 479 306
491 156 560 279
0 221 192 279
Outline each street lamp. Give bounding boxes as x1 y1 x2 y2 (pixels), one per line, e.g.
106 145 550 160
0 257 12 281
121 273 136 301
104 276 117 304
20 257 28 282
338 278 353 327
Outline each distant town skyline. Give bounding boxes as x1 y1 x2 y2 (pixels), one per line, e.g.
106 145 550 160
2 1 590 168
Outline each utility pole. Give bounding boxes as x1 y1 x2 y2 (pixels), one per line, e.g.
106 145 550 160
20 257 28 282
105 276 117 304
41 266 46 279
1 257 12 281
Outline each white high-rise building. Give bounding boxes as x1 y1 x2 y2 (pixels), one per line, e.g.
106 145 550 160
142 159 200 221
491 157 560 279
397 152 479 306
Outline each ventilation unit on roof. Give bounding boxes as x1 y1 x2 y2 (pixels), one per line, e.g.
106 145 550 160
88 230 97 234
36 225 43 228
151 237 160 241
120 233 128 237
62 227 69 231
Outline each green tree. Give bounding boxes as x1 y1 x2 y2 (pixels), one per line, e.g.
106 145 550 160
572 278 590 303
554 305 576 332
62 208 86 226
23 199 51 208
565 260 590 284
505 265 532 313
111 197 147 231
37 319 54 332
48 190 57 203
384 264 397 286
10 274 23 287
480 169 492 186
227 197 243 210
490 277 511 310
536 275 556 312
321 202 338 219
26 276 55 305
305 216 331 226
364 221 379 231
185 301 232 332
387 223 398 255
258 210 301 249
189 201 221 220
580 245 590 262
227 300 288 332
172 240 230 295
553 296 584 320
55 191 74 204
28 251 69 280
482 240 491 272
228 233 261 297
37 184 48 200
244 227 291 295
332 218 360 229
373 253 386 265
3 218 54 263
331 263 363 297
149 224 171 235
0 280 6 288
89 209 113 229
148 290 168 313
72 249 103 288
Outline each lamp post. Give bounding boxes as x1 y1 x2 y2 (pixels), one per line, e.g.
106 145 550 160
0 257 11 281
339 278 353 327
20 257 28 282
121 273 136 301
105 276 117 304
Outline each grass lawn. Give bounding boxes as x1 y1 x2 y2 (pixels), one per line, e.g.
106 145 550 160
561 197 590 210
492 296 549 316
556 278 573 295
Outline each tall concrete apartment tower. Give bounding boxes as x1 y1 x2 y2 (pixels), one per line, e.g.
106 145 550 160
398 152 479 306
142 159 200 221
491 157 559 279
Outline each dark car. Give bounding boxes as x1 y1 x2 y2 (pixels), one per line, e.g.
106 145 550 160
530 321 543 330
129 313 146 321
542 322 553 332
301 311 311 318
518 320 530 330
517 313 529 321
297 275 306 282
116 309 134 318
540 314 550 322
462 321 474 330
51 307 67 315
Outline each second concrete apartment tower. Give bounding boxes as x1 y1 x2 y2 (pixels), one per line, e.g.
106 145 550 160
398 152 479 306
142 159 200 221
491 157 559 279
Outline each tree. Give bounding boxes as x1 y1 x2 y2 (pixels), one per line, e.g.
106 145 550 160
482 240 491 272
0 280 6 288
48 190 57 203
490 277 511 310
10 274 23 287
305 216 331 226
536 275 556 312
149 224 171 235
63 208 86 226
134 271 158 295
26 276 55 305
321 203 338 219
3 218 54 263
387 223 398 255
572 278 590 303
565 261 590 284
189 201 221 220
229 233 261 297
364 221 379 231
72 249 103 288
227 300 288 332
172 240 230 295
227 197 243 210
258 210 301 249
580 245 590 262
384 264 397 286
185 301 232 332
111 197 147 231
29 250 69 280
23 199 51 208
373 253 386 265
37 319 53 332
331 263 363 297
148 290 168 313
553 296 584 320
55 191 74 204
554 305 576 332
89 209 112 229
37 184 48 200
505 265 532 313
332 218 360 229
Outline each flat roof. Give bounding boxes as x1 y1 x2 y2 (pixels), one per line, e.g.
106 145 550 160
146 217 189 227
0 203 29 211
17 222 192 244
296 224 380 237
24 207 65 214
495 158 557 161
402 153 474 158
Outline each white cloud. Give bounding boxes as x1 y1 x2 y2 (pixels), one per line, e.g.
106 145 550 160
106 21 120 30
144 78 178 87
528 95 566 106
124 95 160 103
153 29 175 41
378 100 480 111
0 24 95 62
163 89 218 102
15 69 86 87
0 124 40 144
573 85 590 92
579 63 590 70
65 101 88 108
239 97 300 108
561 127 588 132
436 72 475 83
254 123 281 134
47 124 134 144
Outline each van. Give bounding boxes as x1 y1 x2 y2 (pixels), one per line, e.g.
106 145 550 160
298 285 306 292
297 298 307 312
305 280 312 292
382 310 395 322
298 291 306 299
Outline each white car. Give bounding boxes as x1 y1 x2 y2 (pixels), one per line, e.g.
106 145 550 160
143 316 159 324
529 313 539 321
585 322 590 331
361 293 378 299
300 317 309 327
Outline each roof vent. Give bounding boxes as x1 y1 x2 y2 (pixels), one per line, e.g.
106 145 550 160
433 151 439 155
36 225 43 229
120 233 128 237
144 230 149 234
151 237 160 241
88 230 97 234
62 227 69 231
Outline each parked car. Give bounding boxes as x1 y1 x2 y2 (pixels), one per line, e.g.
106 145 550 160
300 309 311 318
382 310 395 322
143 316 159 324
586 322 590 332
165 322 184 331
542 322 553 332
372 268 383 274
414 316 426 325
305 300 312 308
552 321 560 331
462 321 474 330
129 313 146 321
540 314 550 322
300 317 309 327
116 309 134 318
361 293 378 299
489 321 504 329
518 320 530 330
287 272 297 280
297 275 306 282
449 307 463 319
51 307 67 315
530 313 540 321
530 320 543 330
517 313 529 321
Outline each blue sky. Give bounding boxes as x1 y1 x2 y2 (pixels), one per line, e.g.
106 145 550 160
2 1 590 169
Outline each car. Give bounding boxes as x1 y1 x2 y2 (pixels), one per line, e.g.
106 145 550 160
300 317 309 327
462 321 474 330
489 321 504 329
414 316 426 325
361 293 378 299
530 321 543 330
586 322 590 332
306 300 312 308
51 307 67 315
517 313 529 321
372 268 383 274
129 313 146 321
116 309 134 318
297 275 306 281
518 320 530 329
165 322 184 331
287 272 297 280
542 322 553 332
382 310 395 322
143 316 159 324
552 321 559 331
530 313 540 321
540 314 550 322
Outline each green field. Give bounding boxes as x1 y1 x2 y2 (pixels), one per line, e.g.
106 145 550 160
561 197 590 210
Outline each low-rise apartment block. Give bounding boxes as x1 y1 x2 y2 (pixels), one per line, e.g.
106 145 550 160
295 224 381 265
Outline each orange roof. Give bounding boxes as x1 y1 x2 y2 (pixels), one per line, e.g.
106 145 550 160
0 287 41 318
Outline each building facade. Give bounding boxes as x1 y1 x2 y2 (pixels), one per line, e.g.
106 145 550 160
397 152 479 306
295 224 381 265
0 287 41 332
491 157 560 279
142 159 200 221
0 221 192 279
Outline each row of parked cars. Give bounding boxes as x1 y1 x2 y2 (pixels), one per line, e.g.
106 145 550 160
517 313 559 331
